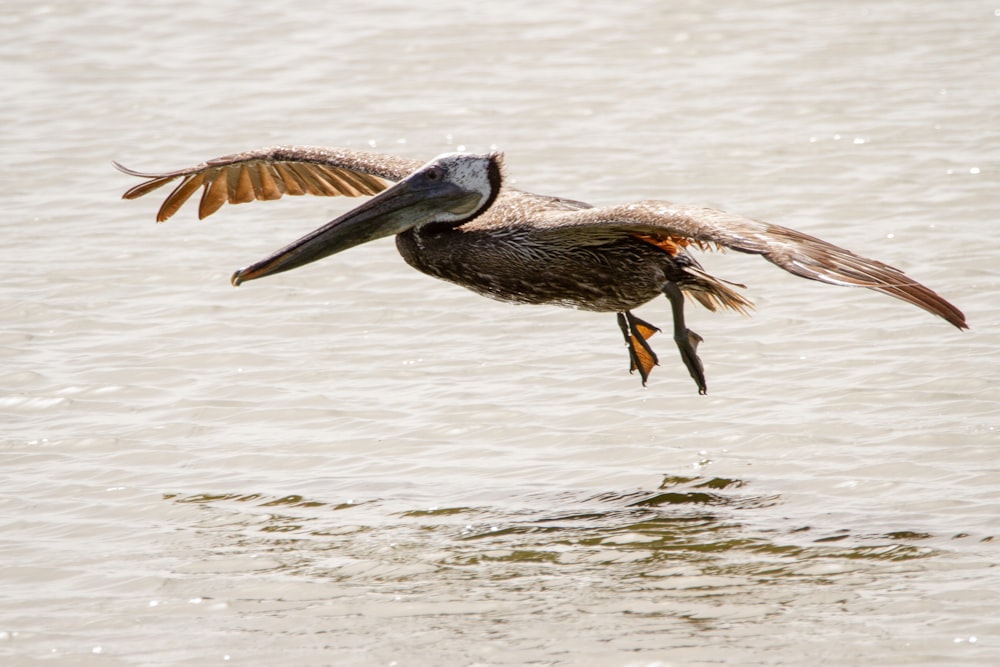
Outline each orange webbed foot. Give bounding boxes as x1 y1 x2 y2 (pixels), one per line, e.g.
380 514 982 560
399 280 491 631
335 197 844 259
618 312 661 386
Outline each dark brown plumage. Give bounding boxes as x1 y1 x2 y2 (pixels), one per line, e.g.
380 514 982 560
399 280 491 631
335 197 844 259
115 146 967 393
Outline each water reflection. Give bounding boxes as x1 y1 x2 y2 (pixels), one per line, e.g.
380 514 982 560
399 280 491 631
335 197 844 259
166 474 938 589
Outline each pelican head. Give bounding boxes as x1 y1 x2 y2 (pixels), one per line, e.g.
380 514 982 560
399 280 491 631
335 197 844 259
231 152 503 286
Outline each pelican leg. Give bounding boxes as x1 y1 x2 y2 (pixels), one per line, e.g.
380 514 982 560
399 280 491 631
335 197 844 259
617 311 660 386
662 282 707 395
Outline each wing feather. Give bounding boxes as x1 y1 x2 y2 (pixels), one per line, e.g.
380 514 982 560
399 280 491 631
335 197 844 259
272 162 307 196
318 165 368 196
228 164 256 204
253 162 284 200
289 162 339 196
114 145 425 221
157 172 207 222
336 168 391 196
199 170 230 219
545 201 967 329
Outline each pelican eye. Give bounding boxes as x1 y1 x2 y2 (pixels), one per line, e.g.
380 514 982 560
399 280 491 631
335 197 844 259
425 166 444 182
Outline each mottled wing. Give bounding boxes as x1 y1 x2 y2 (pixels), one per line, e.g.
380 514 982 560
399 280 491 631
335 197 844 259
543 201 967 329
114 146 425 222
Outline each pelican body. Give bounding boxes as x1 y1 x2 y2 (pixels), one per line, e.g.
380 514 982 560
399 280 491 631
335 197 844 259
115 146 967 393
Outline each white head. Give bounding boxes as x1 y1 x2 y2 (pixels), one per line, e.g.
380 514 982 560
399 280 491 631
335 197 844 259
403 151 504 225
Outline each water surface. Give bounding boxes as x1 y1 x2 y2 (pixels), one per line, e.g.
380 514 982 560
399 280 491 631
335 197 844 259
3 1 999 664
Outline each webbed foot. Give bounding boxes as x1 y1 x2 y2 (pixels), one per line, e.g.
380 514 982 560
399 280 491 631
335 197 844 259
662 282 708 395
617 311 660 386
676 327 706 395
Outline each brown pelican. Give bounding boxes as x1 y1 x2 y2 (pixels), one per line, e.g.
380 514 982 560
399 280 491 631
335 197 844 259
114 146 967 393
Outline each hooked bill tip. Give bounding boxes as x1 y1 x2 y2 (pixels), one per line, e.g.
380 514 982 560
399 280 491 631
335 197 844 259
230 269 245 287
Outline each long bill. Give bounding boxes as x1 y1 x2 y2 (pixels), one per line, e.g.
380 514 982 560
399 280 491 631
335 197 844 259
230 172 478 286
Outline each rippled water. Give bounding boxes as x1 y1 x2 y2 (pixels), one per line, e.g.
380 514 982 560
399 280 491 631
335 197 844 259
4 1 999 664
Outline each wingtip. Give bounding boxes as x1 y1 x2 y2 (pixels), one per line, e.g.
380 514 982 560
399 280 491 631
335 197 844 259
113 161 141 201
948 302 970 330
112 160 151 178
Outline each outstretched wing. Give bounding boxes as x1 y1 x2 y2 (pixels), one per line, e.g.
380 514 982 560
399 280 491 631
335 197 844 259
543 200 968 329
114 146 425 222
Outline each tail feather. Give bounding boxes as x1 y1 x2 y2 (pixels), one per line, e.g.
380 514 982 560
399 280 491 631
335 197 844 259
681 264 754 314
